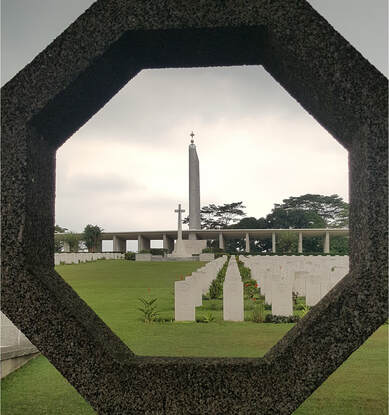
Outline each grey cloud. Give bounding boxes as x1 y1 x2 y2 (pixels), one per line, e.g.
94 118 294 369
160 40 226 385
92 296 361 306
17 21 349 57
1 0 96 85
307 0 388 77
58 174 143 197
74 66 305 148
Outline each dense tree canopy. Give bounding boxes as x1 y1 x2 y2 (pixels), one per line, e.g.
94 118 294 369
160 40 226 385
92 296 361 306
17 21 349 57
264 208 326 229
55 225 68 233
54 224 68 253
196 194 349 254
273 194 349 228
184 202 246 229
62 232 81 252
83 224 103 253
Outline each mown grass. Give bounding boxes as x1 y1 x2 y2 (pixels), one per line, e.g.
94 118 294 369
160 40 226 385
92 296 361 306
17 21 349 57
1 260 387 414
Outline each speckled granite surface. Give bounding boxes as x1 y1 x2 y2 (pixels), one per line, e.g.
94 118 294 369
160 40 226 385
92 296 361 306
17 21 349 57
1 1 387 413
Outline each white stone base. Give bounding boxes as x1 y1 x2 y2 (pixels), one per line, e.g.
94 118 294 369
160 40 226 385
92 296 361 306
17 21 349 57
135 253 152 261
171 240 207 257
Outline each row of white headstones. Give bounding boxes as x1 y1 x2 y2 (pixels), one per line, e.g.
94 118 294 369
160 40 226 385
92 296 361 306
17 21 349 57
0 253 125 351
242 255 349 316
0 312 32 349
174 256 228 321
54 252 124 265
175 256 247 321
174 255 349 321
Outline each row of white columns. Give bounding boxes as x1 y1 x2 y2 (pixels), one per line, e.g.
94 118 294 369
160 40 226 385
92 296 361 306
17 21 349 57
62 231 332 254
221 231 331 254
62 233 176 253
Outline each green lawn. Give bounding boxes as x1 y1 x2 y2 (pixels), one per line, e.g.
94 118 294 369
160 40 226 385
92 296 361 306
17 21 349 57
2 260 388 414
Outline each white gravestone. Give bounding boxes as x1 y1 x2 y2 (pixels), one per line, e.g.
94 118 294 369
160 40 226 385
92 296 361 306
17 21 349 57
223 279 244 321
306 274 321 306
223 258 244 321
271 267 293 316
188 275 203 307
174 280 195 321
293 271 308 297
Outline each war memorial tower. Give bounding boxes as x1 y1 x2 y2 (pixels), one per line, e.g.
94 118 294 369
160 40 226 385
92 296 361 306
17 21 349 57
188 131 201 233
171 132 206 256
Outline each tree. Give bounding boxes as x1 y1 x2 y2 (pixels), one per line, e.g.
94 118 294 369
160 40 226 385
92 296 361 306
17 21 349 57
62 232 81 252
184 202 246 229
184 194 349 254
54 224 68 253
229 216 270 253
277 233 298 254
55 225 68 233
268 194 349 253
274 194 349 228
83 224 103 252
330 235 349 255
265 208 326 229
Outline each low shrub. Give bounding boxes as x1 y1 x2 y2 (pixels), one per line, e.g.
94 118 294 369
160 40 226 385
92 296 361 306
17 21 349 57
264 314 301 324
209 279 223 299
243 280 259 299
150 248 167 256
202 247 225 254
207 300 222 310
251 302 265 323
124 252 135 261
237 259 260 299
208 257 229 299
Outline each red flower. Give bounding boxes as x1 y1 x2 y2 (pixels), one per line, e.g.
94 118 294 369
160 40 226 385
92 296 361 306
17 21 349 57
255 283 258 288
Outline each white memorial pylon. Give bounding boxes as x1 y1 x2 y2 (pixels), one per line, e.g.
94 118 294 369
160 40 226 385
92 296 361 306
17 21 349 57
188 132 201 231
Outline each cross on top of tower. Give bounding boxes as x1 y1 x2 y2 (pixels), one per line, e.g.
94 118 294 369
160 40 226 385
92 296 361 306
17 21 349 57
174 203 185 214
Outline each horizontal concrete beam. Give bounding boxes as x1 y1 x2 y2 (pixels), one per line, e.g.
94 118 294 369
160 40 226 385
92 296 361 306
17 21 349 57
56 228 349 241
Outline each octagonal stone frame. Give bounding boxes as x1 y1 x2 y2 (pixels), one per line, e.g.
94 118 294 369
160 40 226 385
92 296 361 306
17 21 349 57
1 0 387 414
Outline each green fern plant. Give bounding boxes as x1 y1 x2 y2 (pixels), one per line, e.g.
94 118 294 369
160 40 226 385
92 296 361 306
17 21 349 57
138 297 159 323
301 303 311 317
201 312 215 323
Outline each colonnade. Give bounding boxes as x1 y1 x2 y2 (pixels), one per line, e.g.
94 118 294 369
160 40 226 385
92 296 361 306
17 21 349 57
59 229 344 254
238 230 332 254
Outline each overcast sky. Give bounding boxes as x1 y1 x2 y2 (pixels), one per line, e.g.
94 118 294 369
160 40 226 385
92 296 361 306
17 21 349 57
2 1 387 249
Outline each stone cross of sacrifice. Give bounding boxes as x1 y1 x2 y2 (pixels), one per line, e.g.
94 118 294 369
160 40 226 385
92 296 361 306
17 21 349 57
175 204 185 241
